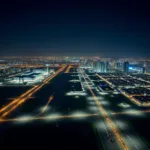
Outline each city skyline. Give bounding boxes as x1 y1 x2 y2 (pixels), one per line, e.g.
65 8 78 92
1 57 150 149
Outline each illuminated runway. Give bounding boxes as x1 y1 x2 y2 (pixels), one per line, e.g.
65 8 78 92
0 113 98 123
112 109 150 115
0 66 66 118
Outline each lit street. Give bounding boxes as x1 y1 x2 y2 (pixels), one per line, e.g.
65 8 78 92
0 67 150 150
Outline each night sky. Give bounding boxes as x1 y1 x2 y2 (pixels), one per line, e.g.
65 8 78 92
0 0 150 57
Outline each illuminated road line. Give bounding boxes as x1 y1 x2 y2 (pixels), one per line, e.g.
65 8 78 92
96 74 114 88
112 109 150 115
96 74 150 107
1 98 27 118
0 85 38 113
0 113 98 123
0 66 66 118
39 94 54 116
65 65 71 73
81 70 129 150
1 67 65 118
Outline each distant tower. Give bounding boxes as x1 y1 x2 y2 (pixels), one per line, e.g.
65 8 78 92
142 67 146 74
106 62 109 72
116 62 121 69
143 63 146 74
46 64 50 75
124 61 129 73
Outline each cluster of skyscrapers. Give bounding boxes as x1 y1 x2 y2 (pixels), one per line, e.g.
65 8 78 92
84 59 146 74
123 61 129 73
93 61 108 73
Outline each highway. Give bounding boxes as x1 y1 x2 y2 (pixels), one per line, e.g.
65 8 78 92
80 69 129 150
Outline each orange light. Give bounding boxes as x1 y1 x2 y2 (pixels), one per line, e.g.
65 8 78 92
0 66 66 118
65 65 72 73
39 94 54 115
0 113 98 123
81 70 129 150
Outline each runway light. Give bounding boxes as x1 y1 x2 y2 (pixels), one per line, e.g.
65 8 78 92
100 100 110 106
126 110 145 117
0 113 99 123
118 103 130 108
71 111 89 119
110 95 114 97
88 106 99 112
95 121 110 133
39 106 51 112
113 91 119 94
124 135 143 149
66 91 86 96
88 101 96 105
75 96 79 98
115 120 128 130
87 96 104 101
44 113 62 121
15 115 33 123
112 109 145 117
99 92 108 95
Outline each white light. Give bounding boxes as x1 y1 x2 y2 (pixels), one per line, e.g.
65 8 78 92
124 109 145 117
115 120 128 130
39 106 51 112
110 95 114 97
113 91 119 94
66 91 86 96
15 115 33 123
88 106 99 112
75 96 79 98
71 111 88 119
100 100 110 106
118 103 130 108
87 96 104 101
99 92 108 95
44 113 62 121
95 121 110 133
88 101 96 105
124 135 144 148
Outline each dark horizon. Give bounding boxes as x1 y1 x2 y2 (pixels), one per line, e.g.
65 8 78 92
0 0 150 57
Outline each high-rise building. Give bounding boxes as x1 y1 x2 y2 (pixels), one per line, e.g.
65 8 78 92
86 60 94 68
101 61 106 72
124 61 129 73
106 61 109 72
93 60 107 72
142 67 146 74
116 62 121 69
96 60 100 71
